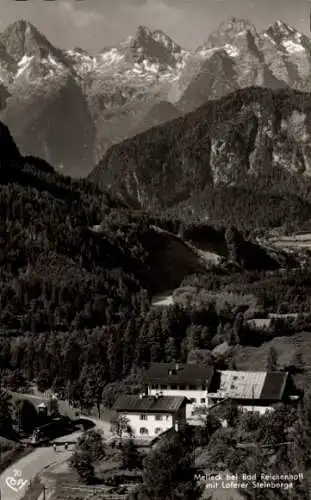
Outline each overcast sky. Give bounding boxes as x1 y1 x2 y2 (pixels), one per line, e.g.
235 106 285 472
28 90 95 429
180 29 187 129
1 0 310 53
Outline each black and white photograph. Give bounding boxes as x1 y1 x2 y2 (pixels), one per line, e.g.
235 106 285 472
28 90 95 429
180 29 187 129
0 0 310 499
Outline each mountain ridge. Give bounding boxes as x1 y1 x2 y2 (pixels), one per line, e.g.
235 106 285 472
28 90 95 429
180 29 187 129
0 17 311 176
89 87 311 226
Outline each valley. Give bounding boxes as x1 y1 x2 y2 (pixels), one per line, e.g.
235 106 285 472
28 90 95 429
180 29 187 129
0 5 311 500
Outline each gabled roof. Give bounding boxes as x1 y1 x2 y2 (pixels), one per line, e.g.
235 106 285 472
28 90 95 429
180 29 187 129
143 362 214 387
113 395 188 414
259 372 288 401
208 370 288 401
215 370 266 399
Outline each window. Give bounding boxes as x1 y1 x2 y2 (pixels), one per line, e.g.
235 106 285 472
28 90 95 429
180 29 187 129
160 384 167 390
200 398 206 404
189 385 197 390
190 398 196 403
155 428 162 434
140 414 148 420
170 384 177 389
179 384 186 390
155 415 163 421
140 427 149 435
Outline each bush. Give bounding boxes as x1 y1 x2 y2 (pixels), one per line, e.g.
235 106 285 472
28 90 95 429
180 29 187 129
121 439 142 470
69 450 95 484
76 429 105 462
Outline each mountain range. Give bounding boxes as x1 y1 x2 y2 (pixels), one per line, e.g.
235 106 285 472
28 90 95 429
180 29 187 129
0 17 311 177
89 86 311 232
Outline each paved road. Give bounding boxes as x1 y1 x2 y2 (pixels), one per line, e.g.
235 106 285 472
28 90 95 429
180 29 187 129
0 393 113 500
0 438 75 500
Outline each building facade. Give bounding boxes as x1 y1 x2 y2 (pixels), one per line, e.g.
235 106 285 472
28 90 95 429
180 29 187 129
143 362 215 425
113 394 188 439
143 363 291 424
207 370 290 414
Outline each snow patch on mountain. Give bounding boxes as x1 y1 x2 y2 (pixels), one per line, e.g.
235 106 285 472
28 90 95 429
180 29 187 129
282 40 305 54
262 33 277 45
196 47 218 58
224 44 240 57
65 49 96 74
14 53 68 82
16 54 34 78
98 48 125 66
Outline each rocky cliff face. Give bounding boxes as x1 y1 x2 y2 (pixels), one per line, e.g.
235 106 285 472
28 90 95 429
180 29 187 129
89 88 311 208
1 74 96 177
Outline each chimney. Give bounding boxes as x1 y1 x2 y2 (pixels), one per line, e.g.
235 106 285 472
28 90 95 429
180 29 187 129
175 363 179 371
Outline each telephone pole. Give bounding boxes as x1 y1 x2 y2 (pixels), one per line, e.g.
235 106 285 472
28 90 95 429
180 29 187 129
252 384 254 413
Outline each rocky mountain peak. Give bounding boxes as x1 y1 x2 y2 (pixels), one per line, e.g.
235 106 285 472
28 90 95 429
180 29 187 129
0 19 65 63
224 17 257 35
200 17 258 51
134 25 153 40
263 20 305 47
123 25 185 68
262 20 309 57
266 20 298 40
178 49 238 111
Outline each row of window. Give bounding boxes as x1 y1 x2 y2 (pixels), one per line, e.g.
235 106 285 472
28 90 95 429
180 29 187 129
150 384 206 390
139 427 162 435
140 414 169 421
190 398 206 404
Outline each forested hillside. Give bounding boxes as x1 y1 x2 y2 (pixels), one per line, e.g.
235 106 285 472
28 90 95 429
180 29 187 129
168 183 311 232
90 87 311 233
0 119 305 413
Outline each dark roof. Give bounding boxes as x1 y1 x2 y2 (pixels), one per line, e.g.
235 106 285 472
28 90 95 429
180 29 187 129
113 395 188 414
143 362 214 387
259 372 288 401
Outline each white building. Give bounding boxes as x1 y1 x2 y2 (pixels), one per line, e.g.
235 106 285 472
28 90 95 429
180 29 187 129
143 363 291 423
113 394 188 439
143 362 215 425
206 370 290 415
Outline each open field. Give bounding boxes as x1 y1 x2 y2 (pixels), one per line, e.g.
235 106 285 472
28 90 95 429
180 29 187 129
264 233 311 249
232 331 311 387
